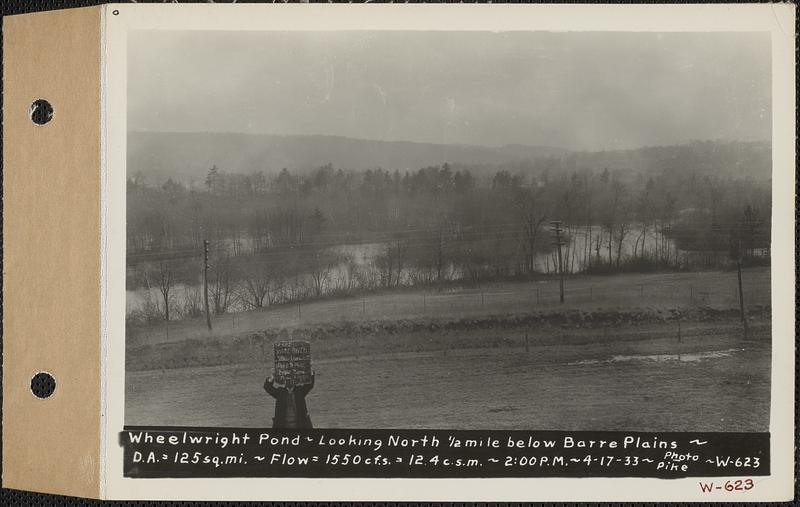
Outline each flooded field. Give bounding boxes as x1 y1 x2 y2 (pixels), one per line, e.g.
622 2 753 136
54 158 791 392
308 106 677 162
568 348 743 365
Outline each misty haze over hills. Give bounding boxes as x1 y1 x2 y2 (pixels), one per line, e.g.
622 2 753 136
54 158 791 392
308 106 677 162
128 130 771 185
128 31 771 185
128 131 569 182
130 31 770 150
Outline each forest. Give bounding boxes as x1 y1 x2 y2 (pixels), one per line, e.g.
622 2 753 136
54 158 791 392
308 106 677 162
126 153 771 324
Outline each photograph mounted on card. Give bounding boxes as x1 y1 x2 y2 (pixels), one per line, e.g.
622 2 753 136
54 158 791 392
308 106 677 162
2 2 794 502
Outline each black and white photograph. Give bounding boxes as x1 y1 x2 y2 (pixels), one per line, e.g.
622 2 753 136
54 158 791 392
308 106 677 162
124 29 773 433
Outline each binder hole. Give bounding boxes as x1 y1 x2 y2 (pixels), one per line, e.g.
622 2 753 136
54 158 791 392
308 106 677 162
29 99 53 126
113 9 119 15
30 372 56 399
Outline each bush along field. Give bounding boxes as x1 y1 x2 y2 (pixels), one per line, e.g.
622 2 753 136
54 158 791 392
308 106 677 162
125 269 771 431
126 304 769 372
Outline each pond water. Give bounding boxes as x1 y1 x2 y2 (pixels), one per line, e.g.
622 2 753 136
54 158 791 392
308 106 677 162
127 225 681 317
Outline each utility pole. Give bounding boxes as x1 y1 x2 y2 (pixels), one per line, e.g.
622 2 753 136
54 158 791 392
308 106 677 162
736 238 748 339
203 239 212 330
528 216 535 274
551 221 565 303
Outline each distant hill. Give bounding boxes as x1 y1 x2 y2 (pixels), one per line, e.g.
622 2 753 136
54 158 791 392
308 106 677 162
127 131 771 184
127 131 568 183
564 140 772 181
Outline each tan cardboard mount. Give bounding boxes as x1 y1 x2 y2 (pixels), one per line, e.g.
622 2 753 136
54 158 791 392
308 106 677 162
3 6 104 498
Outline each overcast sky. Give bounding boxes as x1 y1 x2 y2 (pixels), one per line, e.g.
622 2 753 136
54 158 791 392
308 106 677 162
128 30 770 151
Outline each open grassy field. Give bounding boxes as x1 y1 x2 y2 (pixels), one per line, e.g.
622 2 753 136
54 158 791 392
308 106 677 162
126 268 771 430
127 267 771 346
126 312 771 431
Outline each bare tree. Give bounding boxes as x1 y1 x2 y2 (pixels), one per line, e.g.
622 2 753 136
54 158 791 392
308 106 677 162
600 175 626 267
306 249 342 298
513 187 548 275
156 262 173 321
615 222 631 268
375 235 410 288
238 260 273 309
210 254 233 314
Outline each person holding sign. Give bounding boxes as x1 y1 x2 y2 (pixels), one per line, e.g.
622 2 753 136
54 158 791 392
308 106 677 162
263 371 315 428
265 341 315 428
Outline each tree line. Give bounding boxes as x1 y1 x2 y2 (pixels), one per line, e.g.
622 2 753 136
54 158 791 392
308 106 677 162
126 161 770 324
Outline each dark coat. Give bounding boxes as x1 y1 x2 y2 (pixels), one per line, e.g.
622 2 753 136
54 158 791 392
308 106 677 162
264 374 314 429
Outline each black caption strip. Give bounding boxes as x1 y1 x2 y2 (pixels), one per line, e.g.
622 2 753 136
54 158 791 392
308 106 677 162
121 427 768 479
